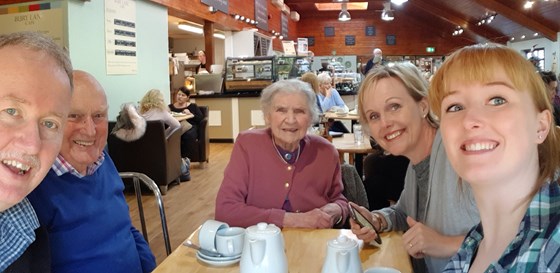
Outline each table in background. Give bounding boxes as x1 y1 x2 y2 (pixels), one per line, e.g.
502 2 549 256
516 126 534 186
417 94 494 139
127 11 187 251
323 111 360 121
152 228 412 273
332 133 375 179
172 112 194 122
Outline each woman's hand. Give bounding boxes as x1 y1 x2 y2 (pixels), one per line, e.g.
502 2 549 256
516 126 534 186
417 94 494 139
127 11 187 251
182 109 192 115
349 203 381 243
284 208 333 228
402 216 465 258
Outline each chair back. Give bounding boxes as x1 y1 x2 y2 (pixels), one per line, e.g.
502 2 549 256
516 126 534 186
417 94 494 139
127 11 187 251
107 120 182 194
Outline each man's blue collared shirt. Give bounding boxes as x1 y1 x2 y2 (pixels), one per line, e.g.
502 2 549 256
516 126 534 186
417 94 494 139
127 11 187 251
0 198 39 271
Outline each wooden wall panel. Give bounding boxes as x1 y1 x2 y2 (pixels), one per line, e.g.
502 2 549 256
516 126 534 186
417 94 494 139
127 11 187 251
297 11 473 62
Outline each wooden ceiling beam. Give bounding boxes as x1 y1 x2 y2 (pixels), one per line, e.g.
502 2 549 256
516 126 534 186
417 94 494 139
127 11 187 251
472 0 557 41
410 0 508 44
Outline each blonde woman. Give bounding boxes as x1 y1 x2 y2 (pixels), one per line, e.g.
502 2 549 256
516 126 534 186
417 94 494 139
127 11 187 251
138 89 180 139
430 43 560 272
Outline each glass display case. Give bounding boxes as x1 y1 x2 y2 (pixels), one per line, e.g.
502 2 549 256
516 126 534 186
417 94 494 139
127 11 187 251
224 56 274 92
275 56 312 80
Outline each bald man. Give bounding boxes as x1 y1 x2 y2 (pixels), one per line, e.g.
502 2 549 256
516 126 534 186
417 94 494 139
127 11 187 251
28 70 156 273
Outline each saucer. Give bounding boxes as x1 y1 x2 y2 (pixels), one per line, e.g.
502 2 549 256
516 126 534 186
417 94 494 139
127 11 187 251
197 250 241 261
196 251 241 267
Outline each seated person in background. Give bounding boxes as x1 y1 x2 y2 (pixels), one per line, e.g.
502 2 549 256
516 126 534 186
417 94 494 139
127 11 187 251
539 71 560 125
138 89 180 139
362 150 409 210
0 31 73 273
430 43 560 273
168 86 204 158
317 72 350 133
27 70 156 273
215 79 348 228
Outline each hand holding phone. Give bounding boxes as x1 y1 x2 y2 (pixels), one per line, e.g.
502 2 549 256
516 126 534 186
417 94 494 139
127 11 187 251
349 204 382 244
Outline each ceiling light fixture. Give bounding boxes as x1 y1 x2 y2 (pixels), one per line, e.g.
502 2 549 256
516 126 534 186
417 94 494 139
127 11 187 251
452 26 464 36
381 2 394 21
390 0 408 5
476 13 497 26
213 33 225 39
523 1 534 9
177 23 203 34
338 3 351 21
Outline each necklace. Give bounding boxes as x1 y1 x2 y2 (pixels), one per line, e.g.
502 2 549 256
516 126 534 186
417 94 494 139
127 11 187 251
272 136 301 165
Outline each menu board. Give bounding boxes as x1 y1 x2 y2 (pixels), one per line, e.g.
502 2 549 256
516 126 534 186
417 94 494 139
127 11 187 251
201 0 228 14
254 0 268 31
0 2 64 47
345 35 355 46
281 13 289 38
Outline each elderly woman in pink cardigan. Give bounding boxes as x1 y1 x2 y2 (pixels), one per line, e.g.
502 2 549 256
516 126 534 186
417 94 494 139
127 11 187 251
215 79 348 228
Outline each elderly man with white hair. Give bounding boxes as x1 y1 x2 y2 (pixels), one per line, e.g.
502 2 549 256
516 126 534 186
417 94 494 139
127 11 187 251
363 47 385 75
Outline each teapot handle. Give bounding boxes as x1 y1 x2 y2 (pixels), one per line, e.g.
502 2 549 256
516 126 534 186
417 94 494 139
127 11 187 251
249 239 266 265
336 251 349 273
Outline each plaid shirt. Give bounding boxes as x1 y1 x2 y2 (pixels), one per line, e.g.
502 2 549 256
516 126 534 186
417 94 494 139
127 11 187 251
444 181 560 273
0 198 39 271
51 152 105 177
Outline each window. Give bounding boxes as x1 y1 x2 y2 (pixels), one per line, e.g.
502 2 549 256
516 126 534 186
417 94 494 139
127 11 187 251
524 48 545 71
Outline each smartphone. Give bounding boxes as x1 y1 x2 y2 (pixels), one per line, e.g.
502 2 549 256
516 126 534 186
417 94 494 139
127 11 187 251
349 205 382 244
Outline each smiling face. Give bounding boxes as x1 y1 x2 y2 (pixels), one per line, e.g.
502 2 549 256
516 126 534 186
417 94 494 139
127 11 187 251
265 92 311 151
60 71 108 175
439 70 550 186
361 77 431 162
0 46 71 211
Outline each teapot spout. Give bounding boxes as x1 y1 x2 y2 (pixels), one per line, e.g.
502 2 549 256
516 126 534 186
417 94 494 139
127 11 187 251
249 239 266 265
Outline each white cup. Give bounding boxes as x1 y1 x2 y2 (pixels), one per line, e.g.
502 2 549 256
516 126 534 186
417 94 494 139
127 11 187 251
215 227 245 257
353 124 363 144
199 219 229 252
364 267 401 273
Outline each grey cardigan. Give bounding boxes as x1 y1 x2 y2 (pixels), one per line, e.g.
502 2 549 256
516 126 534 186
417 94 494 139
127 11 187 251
377 131 479 273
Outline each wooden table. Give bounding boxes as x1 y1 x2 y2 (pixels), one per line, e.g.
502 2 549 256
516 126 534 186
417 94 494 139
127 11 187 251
331 133 374 165
172 112 194 122
152 228 412 273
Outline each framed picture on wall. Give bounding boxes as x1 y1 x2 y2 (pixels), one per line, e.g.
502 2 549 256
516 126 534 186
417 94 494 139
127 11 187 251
365 26 376 36
345 35 355 46
324 27 335 37
307 36 315 46
386 34 396 45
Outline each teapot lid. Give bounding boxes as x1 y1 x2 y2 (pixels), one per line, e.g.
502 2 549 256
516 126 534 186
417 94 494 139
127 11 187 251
328 235 357 249
246 222 281 235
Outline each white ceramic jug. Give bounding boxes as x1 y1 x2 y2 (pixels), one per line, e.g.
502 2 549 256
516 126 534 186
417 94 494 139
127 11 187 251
321 235 362 273
240 222 287 273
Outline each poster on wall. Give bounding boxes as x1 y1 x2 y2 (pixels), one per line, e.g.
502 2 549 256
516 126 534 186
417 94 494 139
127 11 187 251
0 2 64 46
297 37 308 55
105 0 137 75
282 40 296 56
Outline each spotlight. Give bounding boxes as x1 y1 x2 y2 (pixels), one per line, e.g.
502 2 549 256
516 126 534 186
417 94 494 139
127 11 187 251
208 6 217 14
338 3 351 21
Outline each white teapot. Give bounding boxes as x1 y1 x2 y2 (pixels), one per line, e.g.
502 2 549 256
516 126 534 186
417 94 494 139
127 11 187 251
240 222 287 273
321 235 362 273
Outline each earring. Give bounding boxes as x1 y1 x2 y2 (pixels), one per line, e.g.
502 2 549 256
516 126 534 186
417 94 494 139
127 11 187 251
538 135 543 140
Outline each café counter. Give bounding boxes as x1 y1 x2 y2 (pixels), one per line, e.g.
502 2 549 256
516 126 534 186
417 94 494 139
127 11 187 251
191 90 357 142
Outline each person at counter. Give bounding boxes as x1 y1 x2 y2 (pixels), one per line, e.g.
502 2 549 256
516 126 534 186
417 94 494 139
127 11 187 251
350 63 479 273
196 50 208 74
215 79 348 228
